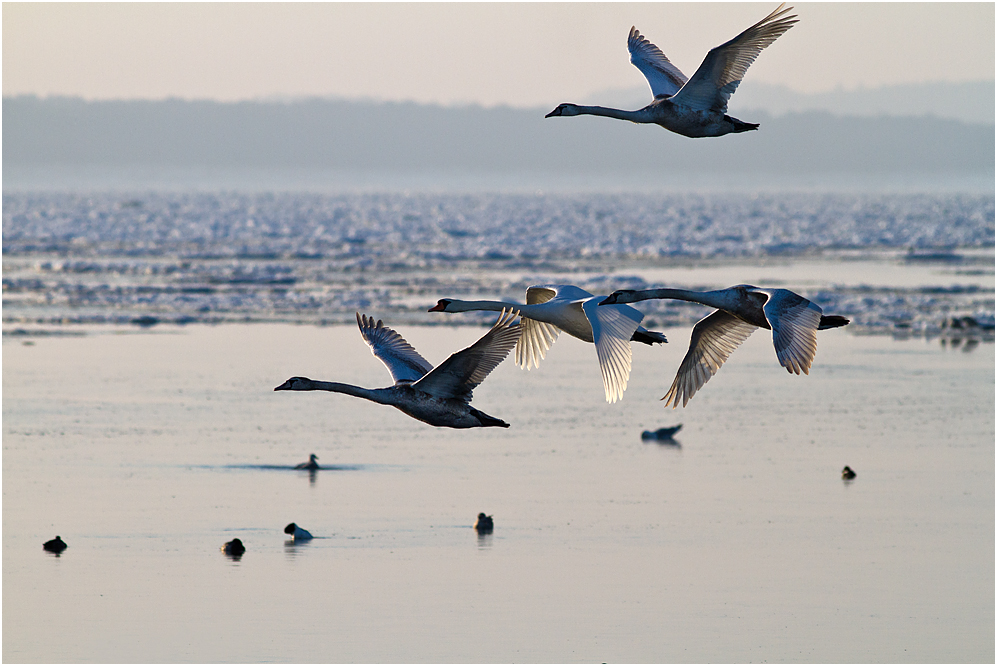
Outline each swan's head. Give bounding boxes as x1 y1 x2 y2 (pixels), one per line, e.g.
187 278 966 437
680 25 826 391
275 377 311 391
599 290 635 306
842 466 856 479
309 454 318 463
545 103 579 118
284 523 297 535
428 299 453 312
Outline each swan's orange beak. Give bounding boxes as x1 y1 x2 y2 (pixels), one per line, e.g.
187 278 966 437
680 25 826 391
428 301 447 312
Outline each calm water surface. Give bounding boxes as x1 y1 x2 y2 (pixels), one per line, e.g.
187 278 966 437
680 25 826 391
3 322 994 662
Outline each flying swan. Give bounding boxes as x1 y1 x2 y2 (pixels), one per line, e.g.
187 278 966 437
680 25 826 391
546 4 798 137
600 285 849 406
429 285 667 403
275 310 520 429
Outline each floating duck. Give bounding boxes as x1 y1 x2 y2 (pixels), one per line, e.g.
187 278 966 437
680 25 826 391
641 425 683 441
294 454 320 470
841 466 857 480
474 513 494 534
223 538 246 557
284 523 313 540
43 536 68 554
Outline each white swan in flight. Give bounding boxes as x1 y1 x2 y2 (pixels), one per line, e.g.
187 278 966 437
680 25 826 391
429 285 667 403
600 286 849 406
546 4 798 137
275 310 520 428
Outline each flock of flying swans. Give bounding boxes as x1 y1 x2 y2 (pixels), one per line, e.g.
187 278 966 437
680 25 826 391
274 5 852 429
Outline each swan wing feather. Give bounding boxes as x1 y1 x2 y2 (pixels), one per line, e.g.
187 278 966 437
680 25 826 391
515 318 561 370
663 310 757 407
628 26 689 99
759 289 822 375
356 313 434 384
527 284 594 304
414 309 521 401
514 284 585 369
581 298 643 403
670 4 797 113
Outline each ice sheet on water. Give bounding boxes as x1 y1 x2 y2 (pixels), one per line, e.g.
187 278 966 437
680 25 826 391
3 191 994 336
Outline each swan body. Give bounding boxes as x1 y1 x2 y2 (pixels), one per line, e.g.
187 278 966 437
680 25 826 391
546 4 797 138
43 536 68 554
842 466 857 480
294 454 319 470
275 310 521 429
429 285 667 403
601 285 849 406
284 523 313 540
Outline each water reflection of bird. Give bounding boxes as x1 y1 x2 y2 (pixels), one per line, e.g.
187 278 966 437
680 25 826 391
284 523 313 540
641 425 683 441
430 285 667 403
841 466 857 480
43 536 68 554
545 5 797 138
601 286 849 407
474 513 494 534
223 538 246 557
276 310 520 429
294 454 320 470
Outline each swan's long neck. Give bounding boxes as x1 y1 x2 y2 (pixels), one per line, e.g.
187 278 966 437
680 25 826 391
297 380 390 404
444 299 519 313
567 105 650 123
620 288 737 311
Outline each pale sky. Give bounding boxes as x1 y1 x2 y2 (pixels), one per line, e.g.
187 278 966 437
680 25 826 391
3 2 994 108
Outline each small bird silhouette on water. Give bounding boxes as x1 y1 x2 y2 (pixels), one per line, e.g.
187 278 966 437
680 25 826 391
284 523 314 540
43 536 68 554
641 425 683 441
474 513 494 534
841 466 857 480
223 538 246 557
294 454 320 470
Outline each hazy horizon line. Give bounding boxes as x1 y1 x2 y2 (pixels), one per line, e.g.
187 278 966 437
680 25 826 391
5 78 995 110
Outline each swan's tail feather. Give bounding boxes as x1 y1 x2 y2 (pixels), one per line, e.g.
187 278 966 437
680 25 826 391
470 408 510 429
818 315 850 330
631 329 667 345
725 115 759 133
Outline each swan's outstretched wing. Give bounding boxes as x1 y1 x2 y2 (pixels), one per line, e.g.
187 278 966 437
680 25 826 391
580 298 644 403
759 289 822 375
356 313 434 384
669 4 797 113
414 309 521 401
515 286 563 369
663 310 757 408
628 26 688 99
528 284 593 303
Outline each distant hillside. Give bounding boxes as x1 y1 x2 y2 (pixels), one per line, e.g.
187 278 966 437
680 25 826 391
592 80 996 125
3 95 993 190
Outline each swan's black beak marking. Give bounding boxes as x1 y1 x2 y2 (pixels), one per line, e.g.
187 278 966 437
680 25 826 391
545 107 561 118
599 295 617 305
274 380 292 391
428 300 449 312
